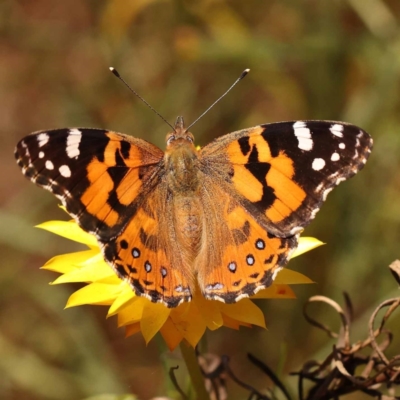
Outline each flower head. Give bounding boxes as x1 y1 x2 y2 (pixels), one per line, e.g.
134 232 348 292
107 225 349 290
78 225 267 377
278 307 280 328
39 219 321 350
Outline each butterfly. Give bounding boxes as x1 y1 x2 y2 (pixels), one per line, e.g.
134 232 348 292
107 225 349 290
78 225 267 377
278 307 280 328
15 117 372 307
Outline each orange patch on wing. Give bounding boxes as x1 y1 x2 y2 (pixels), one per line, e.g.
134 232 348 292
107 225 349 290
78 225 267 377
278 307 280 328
116 168 142 206
103 139 120 166
126 144 144 168
226 128 270 163
228 132 306 223
81 159 119 226
248 135 272 162
106 132 151 168
266 152 306 222
226 141 249 163
227 132 275 204
231 165 263 202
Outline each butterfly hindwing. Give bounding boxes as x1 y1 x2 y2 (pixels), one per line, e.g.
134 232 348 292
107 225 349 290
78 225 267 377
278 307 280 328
101 182 193 307
200 120 373 237
15 128 164 240
197 181 298 302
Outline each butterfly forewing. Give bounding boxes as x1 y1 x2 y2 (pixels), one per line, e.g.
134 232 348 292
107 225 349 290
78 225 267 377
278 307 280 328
15 128 164 239
200 120 373 237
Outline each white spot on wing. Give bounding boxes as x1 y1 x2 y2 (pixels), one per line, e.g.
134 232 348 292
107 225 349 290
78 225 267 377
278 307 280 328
310 207 320 219
45 160 54 170
289 226 303 235
59 165 71 178
336 177 346 185
206 283 224 290
312 158 326 171
67 129 82 158
37 133 49 147
38 151 44 158
323 187 333 200
330 124 344 138
235 293 249 302
271 266 283 281
63 189 72 199
293 121 313 151
331 152 340 161
339 142 345 149
20 141 29 156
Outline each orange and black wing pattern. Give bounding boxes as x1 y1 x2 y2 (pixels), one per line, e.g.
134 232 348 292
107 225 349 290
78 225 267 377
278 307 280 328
200 121 373 237
15 128 164 240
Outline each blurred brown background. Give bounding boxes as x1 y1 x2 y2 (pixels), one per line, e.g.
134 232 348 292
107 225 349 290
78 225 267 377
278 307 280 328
1 1 400 399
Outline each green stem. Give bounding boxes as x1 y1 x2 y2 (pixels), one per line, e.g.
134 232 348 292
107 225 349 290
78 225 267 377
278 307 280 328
179 341 209 400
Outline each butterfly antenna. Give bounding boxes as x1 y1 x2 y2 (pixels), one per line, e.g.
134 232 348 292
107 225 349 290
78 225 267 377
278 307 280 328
185 68 250 132
109 67 175 132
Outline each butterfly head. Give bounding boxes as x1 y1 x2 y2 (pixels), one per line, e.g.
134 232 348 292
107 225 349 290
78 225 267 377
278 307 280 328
166 116 195 151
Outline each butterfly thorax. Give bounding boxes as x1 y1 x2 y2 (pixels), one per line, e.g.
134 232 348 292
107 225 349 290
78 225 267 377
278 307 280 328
164 119 199 194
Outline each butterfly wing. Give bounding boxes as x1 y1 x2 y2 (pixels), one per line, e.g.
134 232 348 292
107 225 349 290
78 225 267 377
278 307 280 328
15 129 192 307
15 128 164 240
100 181 193 307
197 120 372 302
197 179 298 302
200 120 373 237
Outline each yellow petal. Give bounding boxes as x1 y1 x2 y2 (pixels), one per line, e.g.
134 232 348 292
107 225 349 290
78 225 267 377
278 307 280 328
193 294 224 330
125 322 141 338
96 276 122 285
140 302 171 344
117 297 146 326
52 259 114 284
220 299 266 328
160 318 184 351
222 314 252 329
253 284 296 299
169 303 206 348
36 221 98 247
65 282 122 307
108 286 136 316
292 237 324 258
41 249 98 274
274 269 314 284
221 314 241 329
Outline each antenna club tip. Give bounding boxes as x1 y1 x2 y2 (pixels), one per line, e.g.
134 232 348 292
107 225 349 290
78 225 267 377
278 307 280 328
240 69 250 79
109 67 120 78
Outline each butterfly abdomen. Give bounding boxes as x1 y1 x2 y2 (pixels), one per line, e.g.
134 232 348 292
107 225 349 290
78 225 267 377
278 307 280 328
173 196 203 259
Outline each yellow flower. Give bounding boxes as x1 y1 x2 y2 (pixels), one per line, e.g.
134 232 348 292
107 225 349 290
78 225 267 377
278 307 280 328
38 219 322 351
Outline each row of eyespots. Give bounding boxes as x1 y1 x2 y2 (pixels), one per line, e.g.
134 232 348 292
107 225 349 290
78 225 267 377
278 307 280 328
127 237 268 276
131 246 168 277
227 238 265 272
119 241 168 278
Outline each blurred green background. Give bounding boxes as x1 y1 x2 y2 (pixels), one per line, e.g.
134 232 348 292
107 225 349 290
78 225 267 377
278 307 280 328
1 0 400 399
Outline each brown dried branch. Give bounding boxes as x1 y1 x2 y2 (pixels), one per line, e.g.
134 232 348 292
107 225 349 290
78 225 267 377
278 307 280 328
293 262 400 399
173 262 400 399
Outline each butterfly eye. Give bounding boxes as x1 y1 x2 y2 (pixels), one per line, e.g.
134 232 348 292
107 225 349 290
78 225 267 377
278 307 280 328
167 135 176 145
186 135 194 143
